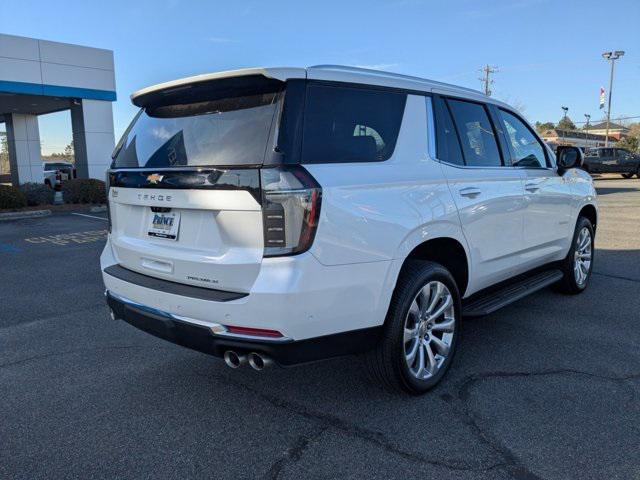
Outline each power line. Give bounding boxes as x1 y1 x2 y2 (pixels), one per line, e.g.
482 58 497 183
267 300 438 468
479 65 498 96
572 114 640 125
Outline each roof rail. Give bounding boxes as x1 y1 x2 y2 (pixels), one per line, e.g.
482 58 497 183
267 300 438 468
308 64 483 95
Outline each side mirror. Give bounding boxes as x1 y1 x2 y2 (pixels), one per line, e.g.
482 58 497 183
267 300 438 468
556 146 584 175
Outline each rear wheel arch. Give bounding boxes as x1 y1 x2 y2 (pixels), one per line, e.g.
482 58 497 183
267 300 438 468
399 237 469 298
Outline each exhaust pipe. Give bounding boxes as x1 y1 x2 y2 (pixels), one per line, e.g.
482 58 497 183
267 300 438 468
223 350 247 369
248 352 273 371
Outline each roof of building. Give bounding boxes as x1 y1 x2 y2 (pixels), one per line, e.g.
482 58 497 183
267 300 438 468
587 121 629 131
131 65 508 108
540 128 617 142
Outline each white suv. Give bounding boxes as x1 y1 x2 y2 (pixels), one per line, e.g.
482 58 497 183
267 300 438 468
102 66 597 394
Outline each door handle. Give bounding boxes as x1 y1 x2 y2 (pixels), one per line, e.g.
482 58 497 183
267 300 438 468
459 187 481 198
525 183 539 192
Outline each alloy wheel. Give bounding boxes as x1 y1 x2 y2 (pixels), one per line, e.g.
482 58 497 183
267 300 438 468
403 281 456 380
573 227 592 286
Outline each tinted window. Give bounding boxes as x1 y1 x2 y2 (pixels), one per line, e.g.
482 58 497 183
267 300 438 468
435 98 464 166
499 110 546 168
447 99 502 167
112 92 281 168
301 84 406 163
44 163 73 170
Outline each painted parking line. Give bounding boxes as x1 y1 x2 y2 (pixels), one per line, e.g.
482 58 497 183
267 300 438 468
25 229 108 246
71 213 108 221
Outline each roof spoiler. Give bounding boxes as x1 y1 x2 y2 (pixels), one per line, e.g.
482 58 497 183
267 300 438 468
131 67 306 108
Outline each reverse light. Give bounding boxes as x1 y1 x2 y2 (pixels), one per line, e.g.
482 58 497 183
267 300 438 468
260 166 321 257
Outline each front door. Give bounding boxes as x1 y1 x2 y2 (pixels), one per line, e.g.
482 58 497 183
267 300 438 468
497 109 574 267
616 149 637 173
600 148 617 172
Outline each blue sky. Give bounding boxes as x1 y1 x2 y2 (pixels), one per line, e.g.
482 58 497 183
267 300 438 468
2 0 639 154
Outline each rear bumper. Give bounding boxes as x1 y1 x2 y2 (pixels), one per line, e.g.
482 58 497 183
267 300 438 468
101 237 395 340
106 291 381 366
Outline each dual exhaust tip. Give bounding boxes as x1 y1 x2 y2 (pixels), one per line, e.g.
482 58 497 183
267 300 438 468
223 350 273 371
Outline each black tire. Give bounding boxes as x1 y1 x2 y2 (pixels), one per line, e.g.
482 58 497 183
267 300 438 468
363 260 461 394
621 173 634 179
555 216 594 294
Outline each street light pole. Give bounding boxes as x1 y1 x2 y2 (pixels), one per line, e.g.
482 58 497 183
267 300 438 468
602 50 625 147
584 114 591 151
561 106 568 144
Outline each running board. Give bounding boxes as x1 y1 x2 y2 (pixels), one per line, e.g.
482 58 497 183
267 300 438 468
463 269 563 317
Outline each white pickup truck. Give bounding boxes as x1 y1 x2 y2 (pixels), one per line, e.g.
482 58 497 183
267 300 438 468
43 162 76 189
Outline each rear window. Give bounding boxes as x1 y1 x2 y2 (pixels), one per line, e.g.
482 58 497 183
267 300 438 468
301 84 406 163
44 163 73 170
112 91 281 169
447 99 502 167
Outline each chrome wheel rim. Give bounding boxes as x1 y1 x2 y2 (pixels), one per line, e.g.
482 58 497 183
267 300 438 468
573 227 592 286
404 281 456 380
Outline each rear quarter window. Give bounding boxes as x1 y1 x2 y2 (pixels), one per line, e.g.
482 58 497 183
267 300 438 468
301 84 406 164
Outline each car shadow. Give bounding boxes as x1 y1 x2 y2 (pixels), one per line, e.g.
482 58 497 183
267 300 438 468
595 186 640 195
591 174 638 181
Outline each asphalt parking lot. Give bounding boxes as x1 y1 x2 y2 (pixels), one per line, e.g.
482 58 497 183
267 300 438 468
1 176 639 480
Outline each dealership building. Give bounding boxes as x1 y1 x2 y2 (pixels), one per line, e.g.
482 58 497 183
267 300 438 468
0 33 116 185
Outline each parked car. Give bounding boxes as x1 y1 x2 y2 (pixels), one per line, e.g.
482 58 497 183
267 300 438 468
43 162 76 189
102 66 597 394
583 147 640 178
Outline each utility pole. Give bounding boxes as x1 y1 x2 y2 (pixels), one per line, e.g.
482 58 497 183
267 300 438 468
602 51 625 147
561 106 568 144
584 114 591 151
479 65 498 96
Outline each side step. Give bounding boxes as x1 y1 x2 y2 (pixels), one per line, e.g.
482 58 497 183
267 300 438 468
463 269 564 317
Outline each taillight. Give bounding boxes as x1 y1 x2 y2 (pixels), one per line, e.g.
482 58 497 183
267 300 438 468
105 171 112 233
260 166 321 257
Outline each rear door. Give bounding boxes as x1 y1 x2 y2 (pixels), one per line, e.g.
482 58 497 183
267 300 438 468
434 95 526 291
107 77 283 293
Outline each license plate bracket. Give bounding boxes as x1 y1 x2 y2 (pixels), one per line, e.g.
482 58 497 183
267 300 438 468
148 210 180 240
